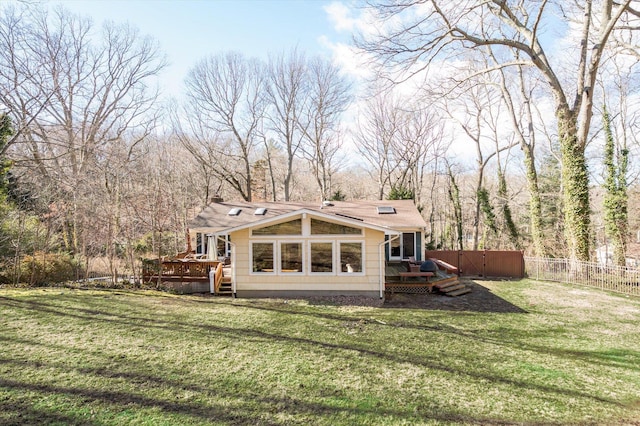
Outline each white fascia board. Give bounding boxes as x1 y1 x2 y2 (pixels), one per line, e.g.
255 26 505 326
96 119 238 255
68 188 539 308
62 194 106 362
222 208 398 235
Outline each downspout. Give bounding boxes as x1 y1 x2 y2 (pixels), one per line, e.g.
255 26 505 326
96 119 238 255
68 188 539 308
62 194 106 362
379 233 400 299
228 239 237 298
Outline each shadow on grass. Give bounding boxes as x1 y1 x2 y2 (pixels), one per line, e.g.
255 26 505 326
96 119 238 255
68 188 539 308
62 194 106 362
0 357 525 426
1 293 632 413
383 280 527 313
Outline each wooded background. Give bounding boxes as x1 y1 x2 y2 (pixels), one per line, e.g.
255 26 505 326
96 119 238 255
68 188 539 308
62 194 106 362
2 2 640 284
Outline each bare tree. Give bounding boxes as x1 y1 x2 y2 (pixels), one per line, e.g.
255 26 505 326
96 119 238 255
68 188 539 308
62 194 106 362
358 0 639 261
182 52 265 201
394 103 445 209
354 92 401 200
3 5 165 258
299 57 352 201
265 48 307 201
441 79 517 250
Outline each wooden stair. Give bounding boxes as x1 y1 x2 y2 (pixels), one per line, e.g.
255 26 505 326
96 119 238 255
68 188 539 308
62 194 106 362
216 275 233 296
434 277 471 297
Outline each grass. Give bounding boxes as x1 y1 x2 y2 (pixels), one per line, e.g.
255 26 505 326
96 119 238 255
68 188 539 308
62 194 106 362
1 279 639 425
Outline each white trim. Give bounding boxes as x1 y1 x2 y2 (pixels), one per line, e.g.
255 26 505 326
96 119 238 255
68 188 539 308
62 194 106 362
250 241 276 275
337 241 365 276
380 234 400 298
309 217 363 236
279 241 305 275
308 240 335 275
227 208 394 235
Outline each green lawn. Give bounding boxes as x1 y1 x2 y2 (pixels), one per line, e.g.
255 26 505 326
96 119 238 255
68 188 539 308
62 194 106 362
1 280 639 425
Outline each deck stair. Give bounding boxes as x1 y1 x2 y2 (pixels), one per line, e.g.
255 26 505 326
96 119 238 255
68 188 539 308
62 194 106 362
434 279 471 297
215 267 233 296
384 258 472 297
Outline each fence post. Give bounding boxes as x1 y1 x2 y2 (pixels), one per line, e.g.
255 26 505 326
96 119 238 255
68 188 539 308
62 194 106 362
483 250 486 278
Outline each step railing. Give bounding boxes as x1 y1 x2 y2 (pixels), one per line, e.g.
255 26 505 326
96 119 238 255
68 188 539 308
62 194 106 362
213 262 224 294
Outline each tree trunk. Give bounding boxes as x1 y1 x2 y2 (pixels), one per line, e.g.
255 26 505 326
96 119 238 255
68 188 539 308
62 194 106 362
557 108 591 261
521 143 546 257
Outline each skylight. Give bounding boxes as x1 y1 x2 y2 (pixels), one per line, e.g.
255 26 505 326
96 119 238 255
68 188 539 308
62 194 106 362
254 207 267 215
228 208 242 216
376 206 396 214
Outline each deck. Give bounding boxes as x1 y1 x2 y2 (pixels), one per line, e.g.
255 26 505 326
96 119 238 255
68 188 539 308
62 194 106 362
142 258 465 296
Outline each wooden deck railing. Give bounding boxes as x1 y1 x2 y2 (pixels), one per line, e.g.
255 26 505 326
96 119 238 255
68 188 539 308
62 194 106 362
213 262 224 293
142 259 220 283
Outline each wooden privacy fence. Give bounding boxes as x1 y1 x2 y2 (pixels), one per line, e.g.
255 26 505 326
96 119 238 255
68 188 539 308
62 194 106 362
524 257 640 297
425 250 525 278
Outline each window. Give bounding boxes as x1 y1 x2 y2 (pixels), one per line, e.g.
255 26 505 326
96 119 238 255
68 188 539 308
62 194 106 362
253 219 302 235
228 208 242 216
252 242 274 273
310 218 361 235
390 236 401 258
280 242 302 273
402 232 415 259
340 242 363 273
254 207 267 215
310 242 333 273
196 233 208 255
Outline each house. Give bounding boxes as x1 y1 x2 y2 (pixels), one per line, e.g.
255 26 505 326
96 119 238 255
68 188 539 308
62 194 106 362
188 199 428 298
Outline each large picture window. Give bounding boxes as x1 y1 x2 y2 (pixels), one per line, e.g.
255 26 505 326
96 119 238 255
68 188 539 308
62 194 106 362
280 242 303 273
252 242 274 273
310 242 333 273
253 219 302 235
310 219 361 235
340 242 363 273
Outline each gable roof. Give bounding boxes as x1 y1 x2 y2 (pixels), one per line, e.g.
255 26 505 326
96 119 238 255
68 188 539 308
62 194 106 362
188 200 427 233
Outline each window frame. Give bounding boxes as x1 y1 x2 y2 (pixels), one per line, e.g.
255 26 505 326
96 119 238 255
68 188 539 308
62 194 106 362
310 218 362 236
250 241 276 274
278 240 305 274
308 240 335 275
338 240 365 276
251 218 303 236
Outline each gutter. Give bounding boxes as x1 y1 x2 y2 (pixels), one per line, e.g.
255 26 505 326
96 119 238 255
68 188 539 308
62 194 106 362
228 238 237 298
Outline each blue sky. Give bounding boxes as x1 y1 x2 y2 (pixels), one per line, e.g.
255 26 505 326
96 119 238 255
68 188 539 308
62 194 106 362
50 0 354 97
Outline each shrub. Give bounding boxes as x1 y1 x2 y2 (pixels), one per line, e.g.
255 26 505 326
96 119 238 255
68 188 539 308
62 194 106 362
15 252 82 286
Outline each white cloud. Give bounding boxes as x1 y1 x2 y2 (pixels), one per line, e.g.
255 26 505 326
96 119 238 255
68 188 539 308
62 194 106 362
324 1 358 32
318 36 373 81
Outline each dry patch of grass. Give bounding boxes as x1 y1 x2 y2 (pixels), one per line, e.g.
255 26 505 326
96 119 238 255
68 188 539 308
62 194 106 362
1 281 640 425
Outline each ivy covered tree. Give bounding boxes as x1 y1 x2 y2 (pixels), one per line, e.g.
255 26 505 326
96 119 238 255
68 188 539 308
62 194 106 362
602 105 629 266
357 1 639 261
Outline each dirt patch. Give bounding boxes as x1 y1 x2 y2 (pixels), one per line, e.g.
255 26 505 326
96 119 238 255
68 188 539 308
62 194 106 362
296 280 526 313
383 280 526 313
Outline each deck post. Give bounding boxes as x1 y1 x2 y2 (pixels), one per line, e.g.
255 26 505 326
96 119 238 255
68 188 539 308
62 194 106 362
209 268 215 294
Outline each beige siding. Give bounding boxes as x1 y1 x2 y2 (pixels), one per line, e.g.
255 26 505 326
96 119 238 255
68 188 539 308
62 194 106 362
231 224 384 293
